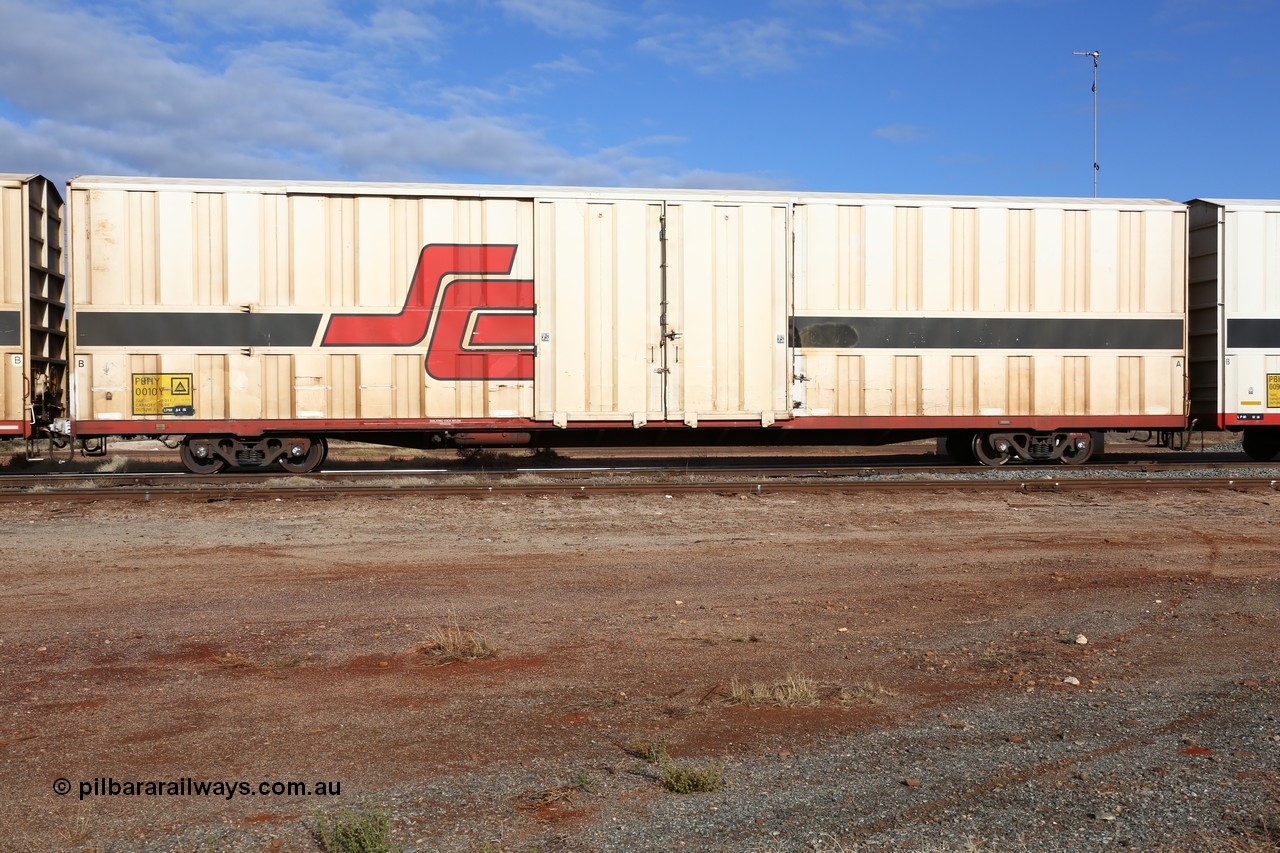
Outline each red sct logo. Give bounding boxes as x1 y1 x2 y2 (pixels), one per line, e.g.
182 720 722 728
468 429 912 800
321 244 535 381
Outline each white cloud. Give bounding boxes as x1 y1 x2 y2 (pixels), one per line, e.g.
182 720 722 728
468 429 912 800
840 0 1011 25
632 1 1008 75
636 17 797 75
532 55 594 75
496 0 623 38
0 0 784 191
0 5 490 178
435 53 598 112
144 0 352 36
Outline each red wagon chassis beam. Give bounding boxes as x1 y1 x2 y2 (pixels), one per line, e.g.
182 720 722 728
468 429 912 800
1220 413 1280 427
69 413 1188 438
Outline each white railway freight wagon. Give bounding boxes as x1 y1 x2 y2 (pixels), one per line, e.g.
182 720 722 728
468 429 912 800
66 176 1188 471
0 174 66 442
1188 199 1280 460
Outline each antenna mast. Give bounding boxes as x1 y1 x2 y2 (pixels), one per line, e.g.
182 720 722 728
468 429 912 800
1072 51 1100 197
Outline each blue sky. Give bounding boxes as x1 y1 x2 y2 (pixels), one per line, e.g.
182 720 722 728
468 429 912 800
0 0 1276 200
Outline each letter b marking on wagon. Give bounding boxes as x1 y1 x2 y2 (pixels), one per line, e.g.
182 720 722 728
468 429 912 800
321 244 535 381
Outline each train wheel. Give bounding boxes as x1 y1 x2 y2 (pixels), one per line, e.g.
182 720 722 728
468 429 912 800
943 432 977 464
972 433 1013 466
1242 428 1280 462
179 440 226 474
278 438 327 473
1059 432 1095 465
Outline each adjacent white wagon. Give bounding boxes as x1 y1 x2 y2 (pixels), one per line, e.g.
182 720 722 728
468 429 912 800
0 174 65 442
1189 199 1280 460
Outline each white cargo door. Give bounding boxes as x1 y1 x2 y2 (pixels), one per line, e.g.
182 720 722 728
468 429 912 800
534 198 666 424
662 201 790 423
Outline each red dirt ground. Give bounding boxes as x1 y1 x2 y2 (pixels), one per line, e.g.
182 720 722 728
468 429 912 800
1 482 1277 850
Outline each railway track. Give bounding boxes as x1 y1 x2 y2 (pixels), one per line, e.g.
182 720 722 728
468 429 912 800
2 456 1278 502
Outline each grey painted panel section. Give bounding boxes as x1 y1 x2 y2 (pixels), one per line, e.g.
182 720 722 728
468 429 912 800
77 312 323 348
791 316 1184 350
0 310 19 346
1226 318 1280 350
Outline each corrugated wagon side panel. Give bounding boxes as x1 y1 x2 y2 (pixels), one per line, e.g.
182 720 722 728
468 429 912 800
976 207 1009 312
1088 355 1119 415
355 198 394 310
793 199 1186 422
195 354 228 420
920 206 952 312
70 183 539 427
260 354 291 420
288 195 327 308
1063 356 1089 415
950 356 976 416
0 185 20 307
950 208 978 311
329 354 358 419
919 354 951 416
291 352 327 420
861 206 894 312
1087 208 1119 313
975 354 1008 416
1 355 19 424
0 183 23 424
393 354 424 419
1032 355 1062 417
157 191 196 307
225 193 263 308
1032 208 1065 311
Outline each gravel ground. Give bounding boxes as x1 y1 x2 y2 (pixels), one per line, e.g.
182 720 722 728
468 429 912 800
1 482 1277 852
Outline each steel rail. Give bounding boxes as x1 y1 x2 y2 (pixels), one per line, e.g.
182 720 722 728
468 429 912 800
1 475 1277 504
0 455 1275 489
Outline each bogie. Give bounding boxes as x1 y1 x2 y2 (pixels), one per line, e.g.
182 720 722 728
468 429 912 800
963 430 1099 466
278 438 328 473
178 436 328 474
971 433 1013 466
179 439 227 474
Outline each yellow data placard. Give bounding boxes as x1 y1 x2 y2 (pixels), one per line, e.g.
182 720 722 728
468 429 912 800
132 373 194 416
1268 373 1280 408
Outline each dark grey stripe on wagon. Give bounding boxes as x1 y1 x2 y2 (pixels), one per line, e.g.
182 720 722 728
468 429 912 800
76 312 324 348
1226 318 1280 350
791 316 1184 350
0 310 19 346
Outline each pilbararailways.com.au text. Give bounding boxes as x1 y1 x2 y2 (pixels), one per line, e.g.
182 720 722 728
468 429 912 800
54 777 342 801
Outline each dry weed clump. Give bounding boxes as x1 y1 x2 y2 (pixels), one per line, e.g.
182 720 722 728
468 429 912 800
837 681 897 705
727 673 896 707
625 735 671 764
414 623 497 665
659 757 730 794
210 652 259 670
312 804 397 853
92 455 129 474
515 771 598 811
728 673 820 707
624 735 731 794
